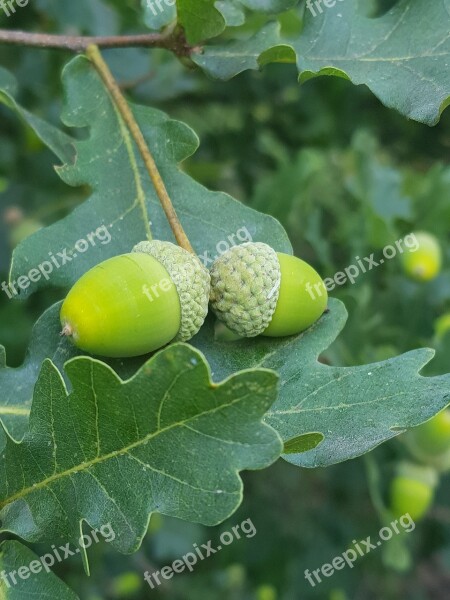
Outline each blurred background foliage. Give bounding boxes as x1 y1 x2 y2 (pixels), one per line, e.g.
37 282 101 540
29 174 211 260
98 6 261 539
0 1 449 598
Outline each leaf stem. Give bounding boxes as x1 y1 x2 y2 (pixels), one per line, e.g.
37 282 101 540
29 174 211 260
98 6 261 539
86 44 195 254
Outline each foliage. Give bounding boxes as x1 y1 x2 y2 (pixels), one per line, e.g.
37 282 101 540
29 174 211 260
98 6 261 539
0 0 449 598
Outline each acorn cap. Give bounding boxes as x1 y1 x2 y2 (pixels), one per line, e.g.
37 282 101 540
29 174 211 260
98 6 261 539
209 242 281 337
133 240 210 341
395 461 439 489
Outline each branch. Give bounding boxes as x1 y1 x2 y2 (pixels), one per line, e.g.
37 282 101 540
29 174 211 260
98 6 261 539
86 44 195 254
0 29 192 55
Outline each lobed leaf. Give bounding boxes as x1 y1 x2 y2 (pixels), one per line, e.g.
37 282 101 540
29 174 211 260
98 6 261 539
192 298 450 467
193 0 450 125
0 345 281 552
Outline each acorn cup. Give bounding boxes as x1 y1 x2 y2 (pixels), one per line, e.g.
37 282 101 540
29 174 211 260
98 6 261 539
60 240 210 358
209 242 328 338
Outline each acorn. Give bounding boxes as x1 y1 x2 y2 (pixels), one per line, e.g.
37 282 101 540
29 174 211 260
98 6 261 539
389 462 438 521
209 242 328 338
60 240 210 358
409 410 450 457
403 409 450 471
435 313 450 341
401 231 442 282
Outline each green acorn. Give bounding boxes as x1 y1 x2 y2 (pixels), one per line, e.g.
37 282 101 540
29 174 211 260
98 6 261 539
401 231 442 282
209 242 328 338
60 240 210 358
403 409 450 471
389 462 438 521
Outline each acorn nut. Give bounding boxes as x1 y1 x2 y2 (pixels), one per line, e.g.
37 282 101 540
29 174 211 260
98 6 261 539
209 242 328 338
402 231 442 282
389 462 438 521
60 240 210 358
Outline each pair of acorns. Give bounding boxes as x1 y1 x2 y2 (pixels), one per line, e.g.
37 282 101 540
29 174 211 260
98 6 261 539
61 240 328 358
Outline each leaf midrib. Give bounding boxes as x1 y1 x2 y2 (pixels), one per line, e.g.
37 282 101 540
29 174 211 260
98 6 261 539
0 407 30 417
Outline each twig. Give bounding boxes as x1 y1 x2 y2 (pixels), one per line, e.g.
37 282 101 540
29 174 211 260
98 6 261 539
86 44 195 254
0 29 192 55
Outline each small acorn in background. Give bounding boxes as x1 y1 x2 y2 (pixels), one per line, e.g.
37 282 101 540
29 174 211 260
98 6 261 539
3 205 43 248
209 242 328 338
403 409 450 471
409 410 450 457
435 313 450 341
401 231 442 282
61 240 210 358
389 462 438 522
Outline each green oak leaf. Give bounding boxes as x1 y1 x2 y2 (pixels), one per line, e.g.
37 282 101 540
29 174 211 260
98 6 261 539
0 541 78 599
193 0 450 125
293 0 450 125
2 59 290 299
215 0 246 26
142 0 176 30
239 0 298 12
0 72 74 165
193 22 295 80
177 0 226 43
0 304 78 450
0 345 281 553
191 298 450 468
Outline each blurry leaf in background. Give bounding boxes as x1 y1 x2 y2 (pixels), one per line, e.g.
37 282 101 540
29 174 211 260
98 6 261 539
35 0 119 36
